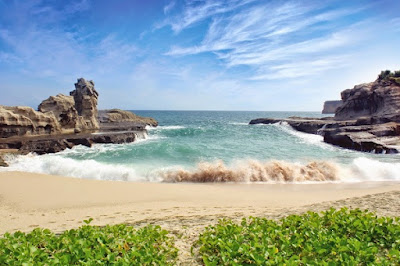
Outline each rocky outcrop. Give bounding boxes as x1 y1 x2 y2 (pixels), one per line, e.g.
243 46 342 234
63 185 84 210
249 70 400 154
0 106 61 138
38 94 83 133
0 78 158 157
322 100 342 114
70 78 99 130
335 78 400 121
99 109 158 127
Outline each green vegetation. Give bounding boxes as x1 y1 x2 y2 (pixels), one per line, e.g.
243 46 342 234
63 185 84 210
195 208 400 265
378 69 400 85
1 208 399 265
0 221 178 265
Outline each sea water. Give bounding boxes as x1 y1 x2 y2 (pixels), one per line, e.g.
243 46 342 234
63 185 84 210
3 111 400 183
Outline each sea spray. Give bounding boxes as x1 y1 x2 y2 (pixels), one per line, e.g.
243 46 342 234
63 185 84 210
161 159 340 183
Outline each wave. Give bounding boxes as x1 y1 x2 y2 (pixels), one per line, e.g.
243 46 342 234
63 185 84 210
146 125 185 130
3 154 400 183
161 159 340 183
273 122 336 150
229 122 249 125
162 158 400 183
1 153 145 182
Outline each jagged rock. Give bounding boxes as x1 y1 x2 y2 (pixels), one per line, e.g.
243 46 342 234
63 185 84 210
335 79 400 121
322 100 342 114
38 94 84 133
0 106 61 138
323 123 400 154
19 139 74 155
70 78 99 130
98 109 158 127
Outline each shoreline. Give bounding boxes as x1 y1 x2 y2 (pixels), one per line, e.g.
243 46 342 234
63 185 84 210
1 171 399 264
1 171 399 234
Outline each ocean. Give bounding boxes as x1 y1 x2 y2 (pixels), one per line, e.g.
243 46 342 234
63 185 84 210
3 111 400 183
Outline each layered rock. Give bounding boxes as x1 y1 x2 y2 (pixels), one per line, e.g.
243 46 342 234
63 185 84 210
335 78 400 121
38 94 83 133
0 106 61 138
322 100 342 114
0 78 157 156
70 78 99 130
250 70 400 154
99 109 158 127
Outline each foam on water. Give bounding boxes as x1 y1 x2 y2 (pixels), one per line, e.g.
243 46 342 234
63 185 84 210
274 121 336 150
3 154 400 183
2 153 145 182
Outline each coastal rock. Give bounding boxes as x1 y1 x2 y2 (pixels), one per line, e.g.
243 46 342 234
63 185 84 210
0 106 61 138
38 94 84 133
98 109 158 127
335 78 400 121
323 123 400 153
322 100 342 114
70 78 99 130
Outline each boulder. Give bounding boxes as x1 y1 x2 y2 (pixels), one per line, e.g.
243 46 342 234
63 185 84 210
70 78 99 130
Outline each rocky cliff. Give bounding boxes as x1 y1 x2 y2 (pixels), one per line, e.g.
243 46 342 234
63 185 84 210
335 75 400 121
322 100 342 114
250 70 400 154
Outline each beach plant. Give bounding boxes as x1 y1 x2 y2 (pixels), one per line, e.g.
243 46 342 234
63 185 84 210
0 222 178 265
194 208 400 265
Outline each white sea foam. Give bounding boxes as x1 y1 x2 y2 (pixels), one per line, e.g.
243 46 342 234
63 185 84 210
274 121 337 150
2 154 400 183
229 122 249 125
1 153 144 182
146 125 185 130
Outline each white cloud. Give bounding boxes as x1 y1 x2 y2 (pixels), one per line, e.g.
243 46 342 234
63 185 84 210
163 1 176 14
164 1 376 80
157 0 257 33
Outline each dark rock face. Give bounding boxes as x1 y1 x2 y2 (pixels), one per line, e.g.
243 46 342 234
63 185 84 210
323 123 400 154
335 79 400 121
322 100 342 114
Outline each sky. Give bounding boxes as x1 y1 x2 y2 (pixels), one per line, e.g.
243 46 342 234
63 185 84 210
0 0 399 111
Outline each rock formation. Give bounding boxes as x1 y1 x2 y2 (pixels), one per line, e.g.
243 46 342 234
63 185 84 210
0 78 158 156
250 70 400 154
70 78 99 130
335 78 400 121
0 106 61 138
38 94 83 133
322 100 342 114
99 109 158 127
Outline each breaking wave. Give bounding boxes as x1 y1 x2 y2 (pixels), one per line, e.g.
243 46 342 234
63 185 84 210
162 157 400 183
162 160 340 183
2 154 400 184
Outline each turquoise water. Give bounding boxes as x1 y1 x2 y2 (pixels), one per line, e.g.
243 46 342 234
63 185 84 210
3 111 400 182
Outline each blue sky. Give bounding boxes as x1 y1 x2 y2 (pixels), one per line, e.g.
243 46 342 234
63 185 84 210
0 0 399 111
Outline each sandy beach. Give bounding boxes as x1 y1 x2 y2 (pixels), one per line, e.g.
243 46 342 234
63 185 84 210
1 171 399 263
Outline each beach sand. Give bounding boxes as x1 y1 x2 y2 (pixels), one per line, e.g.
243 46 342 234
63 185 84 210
1 171 399 264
